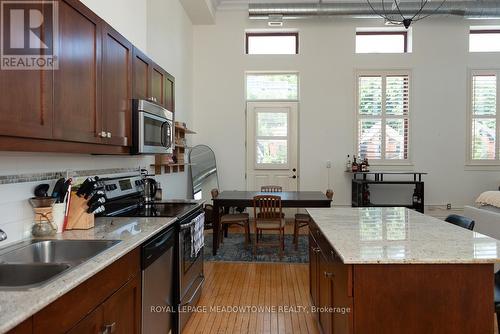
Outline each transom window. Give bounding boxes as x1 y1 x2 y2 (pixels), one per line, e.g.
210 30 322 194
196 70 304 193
356 71 410 162
469 70 499 162
246 32 298 55
355 29 409 54
246 73 298 100
469 28 500 53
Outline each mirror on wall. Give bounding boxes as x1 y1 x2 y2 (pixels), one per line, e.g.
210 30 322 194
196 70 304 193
189 145 219 201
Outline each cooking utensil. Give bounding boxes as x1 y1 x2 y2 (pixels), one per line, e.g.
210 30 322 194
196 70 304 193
34 184 50 197
51 178 66 203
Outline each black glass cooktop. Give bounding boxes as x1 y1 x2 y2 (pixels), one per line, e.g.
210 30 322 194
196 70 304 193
106 199 198 218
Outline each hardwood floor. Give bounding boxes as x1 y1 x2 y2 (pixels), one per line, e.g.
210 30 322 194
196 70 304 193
183 262 320 334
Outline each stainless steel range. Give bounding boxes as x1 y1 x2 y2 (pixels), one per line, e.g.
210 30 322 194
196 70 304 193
99 175 204 334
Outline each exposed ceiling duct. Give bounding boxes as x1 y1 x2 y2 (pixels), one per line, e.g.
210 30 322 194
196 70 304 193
248 1 500 20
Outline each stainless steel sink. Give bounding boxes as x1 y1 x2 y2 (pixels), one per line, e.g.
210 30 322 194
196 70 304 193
0 263 71 289
0 240 120 264
0 239 121 289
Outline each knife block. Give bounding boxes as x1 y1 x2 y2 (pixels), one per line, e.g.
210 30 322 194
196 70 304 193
66 192 94 230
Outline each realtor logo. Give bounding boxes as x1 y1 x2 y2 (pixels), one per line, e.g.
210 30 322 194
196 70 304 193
1 0 58 70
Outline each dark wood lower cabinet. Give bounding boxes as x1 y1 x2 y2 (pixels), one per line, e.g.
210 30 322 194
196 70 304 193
309 220 494 334
67 274 141 334
6 248 141 334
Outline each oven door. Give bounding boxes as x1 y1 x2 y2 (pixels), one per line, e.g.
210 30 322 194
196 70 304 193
138 112 173 154
179 219 203 292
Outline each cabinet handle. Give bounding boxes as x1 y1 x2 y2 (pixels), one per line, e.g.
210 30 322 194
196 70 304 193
107 132 112 138
324 271 334 278
312 247 321 253
102 322 116 334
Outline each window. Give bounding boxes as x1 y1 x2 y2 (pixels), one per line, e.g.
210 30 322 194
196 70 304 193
255 110 289 167
356 30 409 53
246 32 298 54
469 28 500 52
246 73 298 100
469 71 499 162
356 72 410 162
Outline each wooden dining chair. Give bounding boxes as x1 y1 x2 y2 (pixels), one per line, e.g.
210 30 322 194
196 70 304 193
261 185 283 192
293 189 334 250
211 189 250 246
253 195 285 258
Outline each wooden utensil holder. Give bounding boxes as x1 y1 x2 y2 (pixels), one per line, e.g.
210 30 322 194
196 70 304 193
66 192 94 230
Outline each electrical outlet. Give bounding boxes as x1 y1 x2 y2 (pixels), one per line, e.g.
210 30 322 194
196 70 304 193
326 161 332 169
446 203 452 210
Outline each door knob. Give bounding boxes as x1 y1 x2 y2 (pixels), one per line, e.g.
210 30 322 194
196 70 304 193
289 175 297 179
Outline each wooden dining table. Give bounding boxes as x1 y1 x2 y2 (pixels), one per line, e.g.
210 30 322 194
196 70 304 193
211 191 332 255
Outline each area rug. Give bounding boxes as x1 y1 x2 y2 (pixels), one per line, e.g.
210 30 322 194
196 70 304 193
204 233 309 263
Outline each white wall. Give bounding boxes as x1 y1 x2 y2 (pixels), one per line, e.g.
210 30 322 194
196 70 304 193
0 0 194 245
192 11 500 207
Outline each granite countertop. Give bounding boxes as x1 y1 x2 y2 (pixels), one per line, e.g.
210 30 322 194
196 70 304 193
0 215 180 333
307 207 500 264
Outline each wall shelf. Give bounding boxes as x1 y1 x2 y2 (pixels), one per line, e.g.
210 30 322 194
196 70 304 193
153 122 196 175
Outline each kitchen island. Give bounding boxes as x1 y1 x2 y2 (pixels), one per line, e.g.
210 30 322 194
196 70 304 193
306 207 500 334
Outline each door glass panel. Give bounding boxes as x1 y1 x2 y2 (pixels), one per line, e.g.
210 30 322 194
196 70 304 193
256 139 287 165
257 112 288 136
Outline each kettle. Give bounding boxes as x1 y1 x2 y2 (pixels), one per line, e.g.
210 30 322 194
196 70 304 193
144 178 158 203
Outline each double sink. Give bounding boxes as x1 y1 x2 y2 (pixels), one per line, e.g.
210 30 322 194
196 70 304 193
0 239 120 289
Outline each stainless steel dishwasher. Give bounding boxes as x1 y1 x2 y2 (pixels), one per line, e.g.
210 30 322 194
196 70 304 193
142 225 175 334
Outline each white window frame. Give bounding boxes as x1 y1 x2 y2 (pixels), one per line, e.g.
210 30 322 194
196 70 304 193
466 69 500 166
355 70 412 165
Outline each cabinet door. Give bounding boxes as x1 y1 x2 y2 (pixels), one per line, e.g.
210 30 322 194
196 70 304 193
319 252 333 334
151 64 166 107
0 0 53 140
67 306 103 334
102 275 141 334
309 233 319 307
165 74 175 112
132 47 150 101
53 0 102 144
331 252 354 334
101 24 132 147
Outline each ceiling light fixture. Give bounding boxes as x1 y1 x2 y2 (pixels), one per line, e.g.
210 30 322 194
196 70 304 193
366 0 448 29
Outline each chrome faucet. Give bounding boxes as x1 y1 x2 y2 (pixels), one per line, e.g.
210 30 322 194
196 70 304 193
0 229 6 242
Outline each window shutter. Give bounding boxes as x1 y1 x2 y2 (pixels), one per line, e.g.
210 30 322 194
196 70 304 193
386 75 409 160
471 74 497 160
357 73 410 161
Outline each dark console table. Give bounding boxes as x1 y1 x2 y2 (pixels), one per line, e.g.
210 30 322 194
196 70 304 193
349 172 427 213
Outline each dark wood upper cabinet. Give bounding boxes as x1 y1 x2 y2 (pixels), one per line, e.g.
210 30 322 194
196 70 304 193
0 0 173 154
0 0 53 140
53 0 102 144
165 74 175 112
151 65 166 107
101 24 132 147
133 47 174 111
132 47 151 101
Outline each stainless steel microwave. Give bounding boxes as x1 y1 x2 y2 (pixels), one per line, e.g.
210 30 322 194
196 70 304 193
131 99 174 155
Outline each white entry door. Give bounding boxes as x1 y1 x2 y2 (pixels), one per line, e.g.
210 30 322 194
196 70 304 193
246 102 298 191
